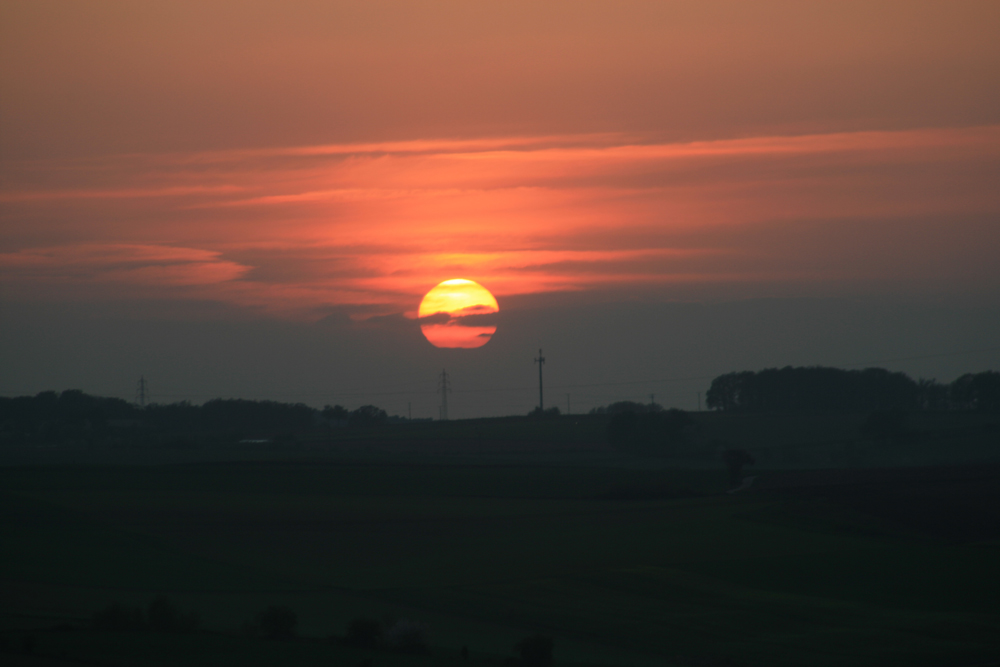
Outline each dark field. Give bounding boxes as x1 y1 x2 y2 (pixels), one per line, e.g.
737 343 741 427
2 414 999 666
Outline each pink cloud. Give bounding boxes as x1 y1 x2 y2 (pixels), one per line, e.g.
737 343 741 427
2 126 998 316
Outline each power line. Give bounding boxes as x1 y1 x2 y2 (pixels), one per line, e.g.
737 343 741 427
134 375 148 407
438 369 451 421
534 348 546 409
11 344 992 405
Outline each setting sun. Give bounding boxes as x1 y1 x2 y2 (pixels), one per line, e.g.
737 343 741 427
418 279 499 349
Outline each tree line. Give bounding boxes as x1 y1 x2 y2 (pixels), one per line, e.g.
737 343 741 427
0 390 398 444
705 367 999 413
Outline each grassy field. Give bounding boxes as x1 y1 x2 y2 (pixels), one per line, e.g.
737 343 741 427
2 413 999 666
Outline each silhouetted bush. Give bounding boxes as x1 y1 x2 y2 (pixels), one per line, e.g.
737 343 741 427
590 401 662 415
349 405 389 428
246 605 297 640
93 603 145 631
197 398 316 433
0 390 136 444
323 404 350 422
951 371 1000 412
527 406 561 418
344 618 383 648
516 635 553 667
147 596 200 632
608 409 692 453
385 619 429 654
917 378 949 411
706 366 919 412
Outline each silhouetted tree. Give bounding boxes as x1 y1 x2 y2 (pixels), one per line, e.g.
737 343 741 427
706 366 919 412
323 404 350 422
349 405 389 427
916 378 949 411
608 409 692 453
0 390 138 444
528 406 561 418
590 401 662 415
951 371 1000 412
198 398 315 433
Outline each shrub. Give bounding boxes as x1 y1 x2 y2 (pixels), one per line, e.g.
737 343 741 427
591 401 661 416
607 409 692 453
349 405 389 428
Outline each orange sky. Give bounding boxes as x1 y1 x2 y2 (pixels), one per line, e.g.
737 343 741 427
1 1 998 411
3 127 999 318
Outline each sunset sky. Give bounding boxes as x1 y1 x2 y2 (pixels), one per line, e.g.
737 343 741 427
2 1 999 417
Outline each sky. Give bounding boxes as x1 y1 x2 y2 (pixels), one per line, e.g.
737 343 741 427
2 1 999 418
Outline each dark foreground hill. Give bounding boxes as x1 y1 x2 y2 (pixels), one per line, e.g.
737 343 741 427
1 439 999 667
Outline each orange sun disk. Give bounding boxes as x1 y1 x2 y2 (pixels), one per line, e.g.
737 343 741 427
418 279 499 349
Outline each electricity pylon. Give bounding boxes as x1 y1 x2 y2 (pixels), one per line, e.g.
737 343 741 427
534 349 545 410
135 375 149 407
438 369 451 420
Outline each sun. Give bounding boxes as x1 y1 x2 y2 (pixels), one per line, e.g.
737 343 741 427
418 279 499 348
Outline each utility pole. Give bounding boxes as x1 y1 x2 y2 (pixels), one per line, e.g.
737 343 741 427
566 393 571 415
438 369 451 420
135 375 148 408
534 349 545 410
650 393 655 407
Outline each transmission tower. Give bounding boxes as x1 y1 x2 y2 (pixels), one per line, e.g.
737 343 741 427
534 349 546 410
135 375 149 407
438 369 451 420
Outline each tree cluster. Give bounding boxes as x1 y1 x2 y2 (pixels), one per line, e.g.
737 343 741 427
0 390 135 442
705 367 999 413
607 408 693 453
0 391 401 444
590 400 663 415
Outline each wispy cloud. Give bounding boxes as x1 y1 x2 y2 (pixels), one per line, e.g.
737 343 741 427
0 186 244 203
3 126 999 316
1 244 249 286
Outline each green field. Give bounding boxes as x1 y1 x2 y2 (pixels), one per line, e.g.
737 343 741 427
2 414 999 666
